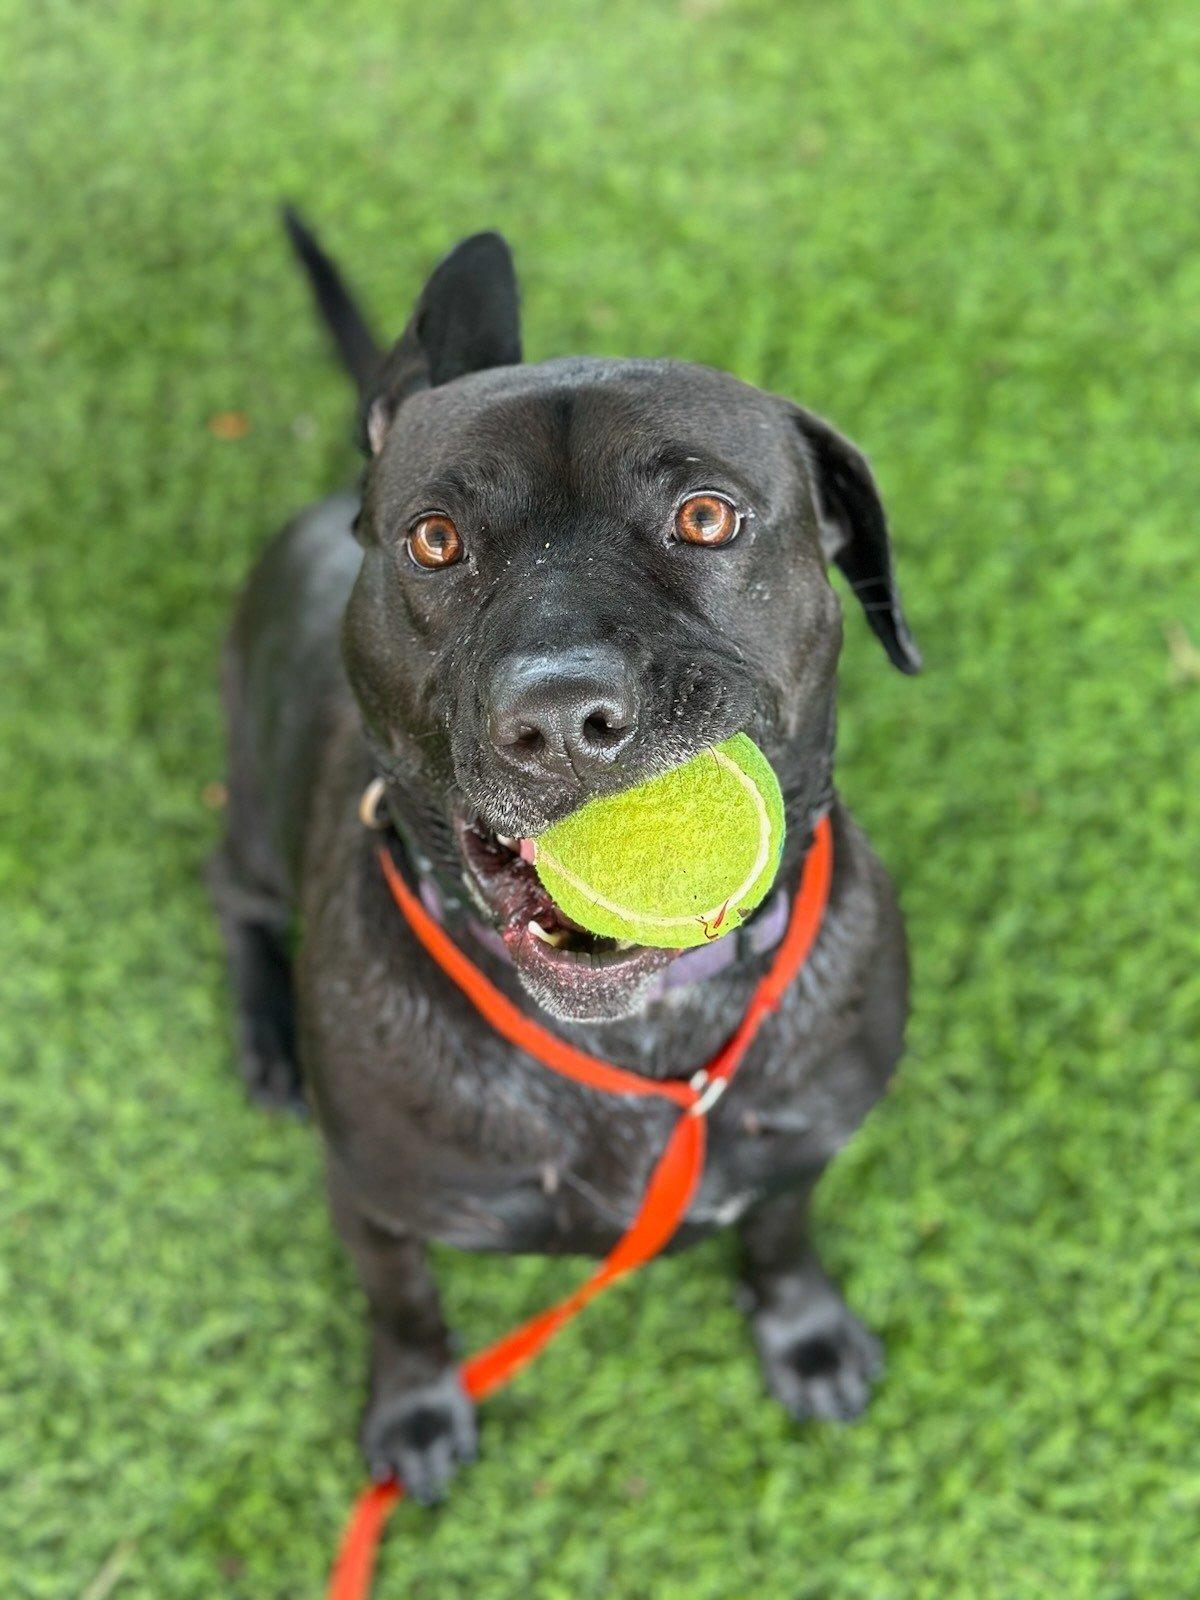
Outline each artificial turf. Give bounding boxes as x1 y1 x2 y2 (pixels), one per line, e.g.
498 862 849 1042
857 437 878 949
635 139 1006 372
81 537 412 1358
2 2 1198 1596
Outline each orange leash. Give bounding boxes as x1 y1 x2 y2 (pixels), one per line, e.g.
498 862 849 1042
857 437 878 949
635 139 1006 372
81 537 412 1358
326 814 834 1600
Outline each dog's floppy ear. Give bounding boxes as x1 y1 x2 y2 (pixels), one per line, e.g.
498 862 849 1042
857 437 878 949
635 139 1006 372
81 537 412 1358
791 406 921 673
364 232 521 453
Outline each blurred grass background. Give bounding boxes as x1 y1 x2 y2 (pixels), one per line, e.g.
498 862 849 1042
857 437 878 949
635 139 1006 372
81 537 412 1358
2 1 1198 1596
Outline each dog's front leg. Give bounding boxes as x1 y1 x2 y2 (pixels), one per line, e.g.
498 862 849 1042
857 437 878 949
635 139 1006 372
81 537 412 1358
328 1175 477 1503
737 1181 883 1424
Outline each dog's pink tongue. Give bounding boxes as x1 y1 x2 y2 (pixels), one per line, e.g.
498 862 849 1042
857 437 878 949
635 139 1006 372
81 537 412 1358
518 838 537 863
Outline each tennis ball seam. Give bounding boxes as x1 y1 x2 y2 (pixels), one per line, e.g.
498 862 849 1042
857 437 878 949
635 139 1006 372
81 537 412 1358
534 746 772 930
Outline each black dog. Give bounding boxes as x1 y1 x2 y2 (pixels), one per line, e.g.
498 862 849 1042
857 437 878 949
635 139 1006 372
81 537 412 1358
211 212 920 1503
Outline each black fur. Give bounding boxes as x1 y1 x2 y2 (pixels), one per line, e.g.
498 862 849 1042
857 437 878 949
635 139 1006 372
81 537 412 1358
212 212 919 1501
282 205 382 399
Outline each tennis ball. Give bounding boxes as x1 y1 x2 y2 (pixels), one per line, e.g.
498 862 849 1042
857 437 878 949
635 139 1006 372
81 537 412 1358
530 734 785 949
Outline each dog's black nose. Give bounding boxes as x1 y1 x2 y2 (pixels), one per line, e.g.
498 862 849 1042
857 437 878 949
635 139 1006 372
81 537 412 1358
487 646 639 775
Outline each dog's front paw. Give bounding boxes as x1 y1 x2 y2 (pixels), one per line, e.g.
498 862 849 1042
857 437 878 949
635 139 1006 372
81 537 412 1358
360 1370 478 1505
750 1287 883 1424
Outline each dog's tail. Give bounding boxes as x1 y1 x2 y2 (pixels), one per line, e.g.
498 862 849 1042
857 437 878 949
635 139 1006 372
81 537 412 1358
282 205 383 398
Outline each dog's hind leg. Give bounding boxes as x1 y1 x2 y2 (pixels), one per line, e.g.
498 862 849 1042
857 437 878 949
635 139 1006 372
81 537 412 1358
737 1177 883 1424
208 635 305 1113
208 840 303 1113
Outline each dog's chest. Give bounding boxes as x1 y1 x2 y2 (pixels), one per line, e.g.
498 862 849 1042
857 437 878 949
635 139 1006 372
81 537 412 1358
325 1001 825 1255
303 808 876 1255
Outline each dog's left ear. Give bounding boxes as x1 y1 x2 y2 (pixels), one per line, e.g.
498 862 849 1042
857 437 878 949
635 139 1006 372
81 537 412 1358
364 232 522 453
791 406 921 673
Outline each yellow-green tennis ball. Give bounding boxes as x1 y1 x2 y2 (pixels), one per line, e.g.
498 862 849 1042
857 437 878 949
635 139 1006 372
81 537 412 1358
531 734 785 949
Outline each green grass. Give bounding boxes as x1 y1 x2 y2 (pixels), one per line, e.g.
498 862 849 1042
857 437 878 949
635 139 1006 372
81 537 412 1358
3 1 1198 1596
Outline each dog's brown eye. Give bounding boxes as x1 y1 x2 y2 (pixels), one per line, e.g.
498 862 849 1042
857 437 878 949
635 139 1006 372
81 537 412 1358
407 514 463 569
674 492 741 547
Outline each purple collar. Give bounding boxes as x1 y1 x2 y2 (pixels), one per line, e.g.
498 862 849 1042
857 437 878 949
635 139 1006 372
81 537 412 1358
415 874 791 996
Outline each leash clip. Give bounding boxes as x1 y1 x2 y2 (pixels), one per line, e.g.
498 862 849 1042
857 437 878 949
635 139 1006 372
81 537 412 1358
688 1069 729 1118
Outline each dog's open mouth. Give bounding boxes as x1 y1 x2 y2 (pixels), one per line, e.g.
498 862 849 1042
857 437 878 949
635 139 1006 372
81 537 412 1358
455 813 676 1017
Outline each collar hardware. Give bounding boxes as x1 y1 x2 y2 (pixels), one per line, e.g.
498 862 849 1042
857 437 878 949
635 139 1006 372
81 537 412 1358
358 775 388 830
687 1068 730 1118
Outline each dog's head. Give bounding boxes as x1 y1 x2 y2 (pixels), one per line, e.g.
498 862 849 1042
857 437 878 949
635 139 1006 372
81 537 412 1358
343 234 919 1022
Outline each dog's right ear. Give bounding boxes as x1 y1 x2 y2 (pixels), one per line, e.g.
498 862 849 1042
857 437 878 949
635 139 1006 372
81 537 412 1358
363 232 522 454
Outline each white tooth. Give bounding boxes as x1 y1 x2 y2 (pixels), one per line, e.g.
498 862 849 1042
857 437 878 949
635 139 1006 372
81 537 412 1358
496 834 518 850
528 920 569 948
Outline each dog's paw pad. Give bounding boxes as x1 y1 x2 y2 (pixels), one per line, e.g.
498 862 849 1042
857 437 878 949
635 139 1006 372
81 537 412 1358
753 1296 883 1424
361 1372 478 1506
